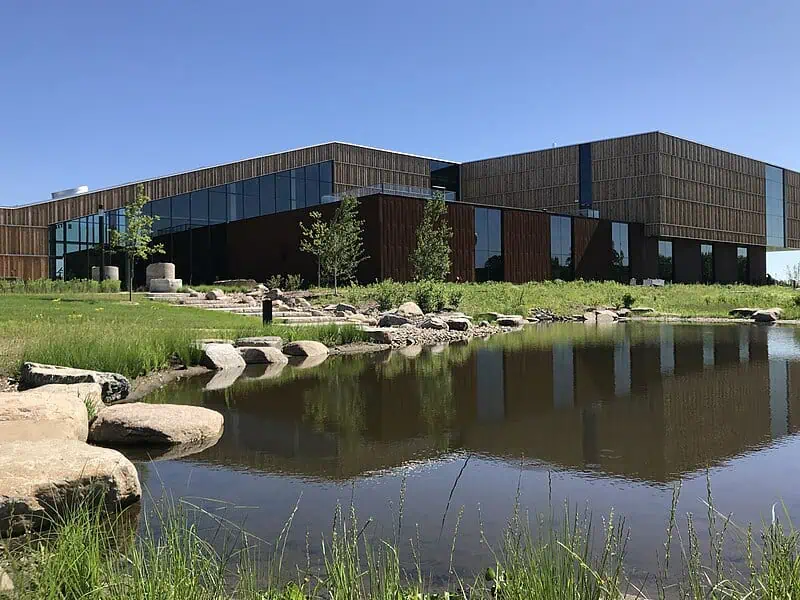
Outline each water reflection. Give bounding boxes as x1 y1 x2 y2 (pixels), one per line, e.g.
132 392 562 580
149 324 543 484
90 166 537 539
146 323 800 484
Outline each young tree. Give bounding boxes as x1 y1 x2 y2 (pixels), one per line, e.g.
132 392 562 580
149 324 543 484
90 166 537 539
786 261 800 286
410 191 453 281
299 195 367 294
299 211 330 287
110 184 164 301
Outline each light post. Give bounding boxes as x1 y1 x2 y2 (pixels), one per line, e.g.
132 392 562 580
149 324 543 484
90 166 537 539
98 205 105 282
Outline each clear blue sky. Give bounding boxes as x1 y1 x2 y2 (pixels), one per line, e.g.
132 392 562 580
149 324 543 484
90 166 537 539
1 1 799 275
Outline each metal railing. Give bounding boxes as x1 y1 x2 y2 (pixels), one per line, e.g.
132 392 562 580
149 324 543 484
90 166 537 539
322 183 456 204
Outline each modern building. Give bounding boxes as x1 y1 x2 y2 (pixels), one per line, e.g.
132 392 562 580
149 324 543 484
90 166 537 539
1 132 797 285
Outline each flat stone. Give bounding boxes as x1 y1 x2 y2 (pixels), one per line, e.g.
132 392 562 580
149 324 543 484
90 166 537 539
396 302 423 318
282 340 329 358
295 297 312 309
446 317 472 331
420 316 449 330
583 312 597 323
752 309 779 323
265 288 282 301
335 303 357 313
19 362 130 404
0 440 141 537
378 313 412 327
363 327 395 344
729 307 759 318
149 278 182 293
630 306 655 314
89 403 224 446
205 289 226 300
234 336 282 349
0 383 102 442
199 343 247 370
616 308 631 317
496 315 526 327
238 346 289 365
595 309 619 324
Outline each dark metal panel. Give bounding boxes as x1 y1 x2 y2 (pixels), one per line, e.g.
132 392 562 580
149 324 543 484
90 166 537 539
673 238 701 283
713 243 737 284
502 208 550 283
749 245 767 284
447 202 475 283
573 218 612 280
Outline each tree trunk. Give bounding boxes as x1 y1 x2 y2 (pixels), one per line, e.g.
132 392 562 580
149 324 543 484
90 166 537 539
333 269 338 296
128 254 133 302
317 260 321 288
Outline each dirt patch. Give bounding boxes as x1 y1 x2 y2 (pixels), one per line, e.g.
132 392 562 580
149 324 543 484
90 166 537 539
126 365 209 402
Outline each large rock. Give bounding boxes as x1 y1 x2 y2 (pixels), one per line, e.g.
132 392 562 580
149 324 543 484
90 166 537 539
0 383 102 442
0 440 141 537
753 309 780 323
282 340 329 358
19 362 130 404
199 343 246 370
149 278 182 293
419 316 449 330
730 307 759 318
234 336 283 349
496 315 526 327
363 327 395 345
238 346 289 365
378 313 412 327
595 309 619 324
89 403 224 446
396 302 423 318
335 303 357 314
205 289 226 301
630 306 655 314
446 317 472 331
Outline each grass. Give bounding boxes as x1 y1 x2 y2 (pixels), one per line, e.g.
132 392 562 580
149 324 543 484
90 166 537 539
2 483 800 599
0 278 121 294
0 294 369 379
327 280 800 320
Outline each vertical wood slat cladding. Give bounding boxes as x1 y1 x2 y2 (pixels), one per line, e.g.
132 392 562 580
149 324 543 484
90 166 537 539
573 219 612 280
0 256 48 279
378 195 424 282
332 144 431 193
502 209 550 283
446 202 476 282
0 226 48 256
785 170 800 247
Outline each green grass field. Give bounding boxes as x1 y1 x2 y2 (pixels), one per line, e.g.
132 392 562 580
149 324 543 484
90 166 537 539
0 294 368 379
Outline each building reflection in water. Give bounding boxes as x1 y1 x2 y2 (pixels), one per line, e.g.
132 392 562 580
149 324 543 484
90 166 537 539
156 323 800 486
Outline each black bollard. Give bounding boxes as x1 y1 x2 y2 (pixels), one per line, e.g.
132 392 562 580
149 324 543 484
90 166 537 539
262 298 273 324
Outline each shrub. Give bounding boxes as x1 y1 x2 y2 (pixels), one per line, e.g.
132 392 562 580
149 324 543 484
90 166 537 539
621 292 636 308
265 275 283 289
793 295 800 307
370 279 401 310
413 280 447 313
448 288 464 309
284 274 303 291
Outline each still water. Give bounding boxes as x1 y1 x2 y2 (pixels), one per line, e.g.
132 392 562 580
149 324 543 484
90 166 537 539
136 323 800 582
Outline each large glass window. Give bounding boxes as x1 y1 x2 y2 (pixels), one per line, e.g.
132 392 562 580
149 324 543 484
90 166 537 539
701 243 714 283
550 215 573 280
658 240 673 281
190 190 209 227
260 174 276 215
276 173 291 212
319 161 333 183
172 194 190 231
475 207 503 281
292 169 305 210
209 186 227 224
737 247 749 283
766 165 785 248
611 222 629 282
150 198 171 234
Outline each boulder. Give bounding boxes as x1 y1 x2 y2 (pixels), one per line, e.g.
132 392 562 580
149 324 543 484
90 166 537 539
420 316 449 330
295 297 312 309
265 288 282 301
19 362 130 404
478 320 490 327
752 309 779 323
234 336 283 349
149 278 182 293
446 317 472 331
238 346 289 365
0 439 141 537
282 340 329 358
89 403 224 446
205 289 226 300
595 309 619 324
199 343 246 370
145 262 175 288
630 306 655 314
396 302 423 318
496 315 526 327
378 313 412 327
729 307 759 318
335 303 357 314
616 308 632 317
363 327 395 345
0 384 101 442
583 311 597 323
204 366 245 391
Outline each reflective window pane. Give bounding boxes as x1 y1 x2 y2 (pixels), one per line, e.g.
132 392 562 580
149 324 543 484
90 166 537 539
172 194 190 231
658 240 673 281
209 187 227 224
243 177 259 198
244 195 260 219
276 174 291 212
475 207 488 251
305 163 319 182
319 180 333 200
306 178 320 206
487 208 502 252
293 176 306 209
228 194 244 222
701 243 714 283
319 161 333 183
150 198 171 234
191 190 209 227
260 175 275 215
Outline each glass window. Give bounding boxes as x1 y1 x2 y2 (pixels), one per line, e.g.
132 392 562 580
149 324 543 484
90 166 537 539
150 198 171 234
227 182 244 195
66 221 78 243
765 165 785 248
550 215 573 280
55 223 65 243
276 173 291 212
319 161 333 183
611 222 629 282
243 195 260 219
579 143 592 208
78 217 88 244
293 174 306 209
260 174 276 215
306 178 320 206
243 177 259 198
475 207 503 282
172 194 190 231
320 180 333 201
228 194 244 222
191 190 209 227
701 243 714 283
305 163 319 182
658 240 673 282
737 247 749 283
209 186 227 224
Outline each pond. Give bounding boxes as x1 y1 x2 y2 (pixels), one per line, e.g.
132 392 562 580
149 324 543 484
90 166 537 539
135 322 800 584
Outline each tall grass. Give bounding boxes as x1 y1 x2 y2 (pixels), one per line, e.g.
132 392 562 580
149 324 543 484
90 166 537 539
0 278 121 294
